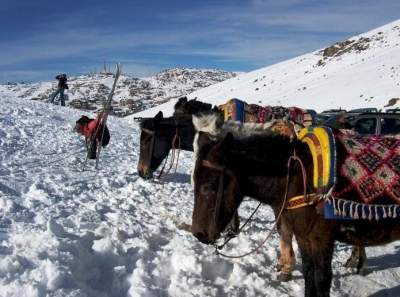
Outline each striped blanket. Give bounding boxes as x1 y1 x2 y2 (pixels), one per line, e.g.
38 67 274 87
219 98 314 127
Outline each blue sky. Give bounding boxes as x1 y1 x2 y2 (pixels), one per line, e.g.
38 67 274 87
0 0 399 82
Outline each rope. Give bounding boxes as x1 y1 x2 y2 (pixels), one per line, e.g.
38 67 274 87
216 201 262 250
157 129 181 179
10 148 85 170
214 152 306 259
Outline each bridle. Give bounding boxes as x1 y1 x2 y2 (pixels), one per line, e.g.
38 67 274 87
157 127 181 179
198 150 308 259
200 160 236 230
140 125 181 179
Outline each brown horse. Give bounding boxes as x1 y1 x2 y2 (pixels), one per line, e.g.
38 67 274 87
191 131 400 297
137 97 212 179
192 113 367 280
137 111 196 179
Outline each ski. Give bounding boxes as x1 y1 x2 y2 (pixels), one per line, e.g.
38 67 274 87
82 63 121 171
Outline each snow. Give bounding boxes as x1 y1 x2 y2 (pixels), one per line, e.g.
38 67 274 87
133 19 400 118
1 95 400 296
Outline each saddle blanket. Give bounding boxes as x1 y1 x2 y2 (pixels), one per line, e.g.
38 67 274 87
298 126 337 193
333 132 400 204
219 98 314 127
326 132 400 220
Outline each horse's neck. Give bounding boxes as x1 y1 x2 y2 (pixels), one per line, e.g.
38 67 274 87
235 140 312 208
242 176 287 208
177 125 195 151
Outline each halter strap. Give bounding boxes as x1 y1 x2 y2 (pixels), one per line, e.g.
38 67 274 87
141 128 155 135
206 149 311 259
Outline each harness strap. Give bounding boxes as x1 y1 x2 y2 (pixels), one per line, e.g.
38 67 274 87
286 193 317 209
212 150 309 259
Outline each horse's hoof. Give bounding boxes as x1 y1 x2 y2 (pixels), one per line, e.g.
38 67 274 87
357 267 368 276
278 273 292 282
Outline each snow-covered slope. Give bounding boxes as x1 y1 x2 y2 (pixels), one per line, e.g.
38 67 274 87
1 96 400 296
134 19 400 118
0 68 237 117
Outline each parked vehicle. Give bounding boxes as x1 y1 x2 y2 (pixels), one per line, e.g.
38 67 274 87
349 113 400 135
386 108 400 114
321 112 400 135
348 107 379 114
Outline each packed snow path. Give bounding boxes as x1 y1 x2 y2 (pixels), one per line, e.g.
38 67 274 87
0 97 399 297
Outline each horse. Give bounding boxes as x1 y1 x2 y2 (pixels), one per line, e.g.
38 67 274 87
137 97 212 179
192 113 367 280
190 128 400 296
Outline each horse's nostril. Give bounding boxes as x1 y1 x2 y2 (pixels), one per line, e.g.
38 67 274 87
138 169 153 180
194 231 204 239
194 231 209 243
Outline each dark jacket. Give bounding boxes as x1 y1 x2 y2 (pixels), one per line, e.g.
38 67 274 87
56 74 68 89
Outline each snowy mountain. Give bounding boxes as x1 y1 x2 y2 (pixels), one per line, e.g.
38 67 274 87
1 95 400 296
0 68 237 117
134 19 400 117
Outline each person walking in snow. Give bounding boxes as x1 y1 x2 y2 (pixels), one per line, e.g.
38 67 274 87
74 115 110 159
50 74 68 106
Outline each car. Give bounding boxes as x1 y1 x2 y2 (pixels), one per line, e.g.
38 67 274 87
350 113 400 135
321 112 400 135
386 108 400 114
321 108 347 114
348 107 379 114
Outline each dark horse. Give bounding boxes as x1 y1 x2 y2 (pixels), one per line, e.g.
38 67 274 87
137 97 212 179
191 131 400 297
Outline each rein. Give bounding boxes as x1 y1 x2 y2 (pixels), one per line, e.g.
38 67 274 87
157 128 181 179
201 150 308 259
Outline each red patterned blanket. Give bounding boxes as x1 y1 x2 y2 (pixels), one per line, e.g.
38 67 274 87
333 132 400 204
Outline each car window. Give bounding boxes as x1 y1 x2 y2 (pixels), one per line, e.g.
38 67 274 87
380 118 400 135
354 118 377 135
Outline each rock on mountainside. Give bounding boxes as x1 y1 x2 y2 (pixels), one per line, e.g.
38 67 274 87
134 19 400 117
0 68 237 117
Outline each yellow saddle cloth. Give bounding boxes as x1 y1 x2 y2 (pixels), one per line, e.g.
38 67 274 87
297 126 337 194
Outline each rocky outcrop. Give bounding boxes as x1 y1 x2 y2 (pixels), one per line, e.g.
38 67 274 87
0 68 238 117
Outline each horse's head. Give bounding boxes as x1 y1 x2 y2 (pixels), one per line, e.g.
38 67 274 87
191 132 242 244
137 111 173 179
174 97 213 116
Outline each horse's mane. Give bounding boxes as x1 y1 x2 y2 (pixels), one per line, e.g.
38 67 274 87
192 112 276 139
191 113 299 183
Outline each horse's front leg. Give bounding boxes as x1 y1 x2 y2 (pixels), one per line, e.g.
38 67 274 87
278 221 296 282
298 241 317 297
298 236 333 297
344 246 367 275
312 240 334 297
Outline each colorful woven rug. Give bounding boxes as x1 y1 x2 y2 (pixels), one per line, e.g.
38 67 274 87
218 98 314 127
333 132 400 203
326 132 400 220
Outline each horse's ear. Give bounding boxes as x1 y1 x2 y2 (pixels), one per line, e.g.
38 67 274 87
174 97 188 110
155 111 163 122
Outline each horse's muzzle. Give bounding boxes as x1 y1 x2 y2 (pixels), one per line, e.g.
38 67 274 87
138 169 153 180
137 161 153 179
193 231 214 245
